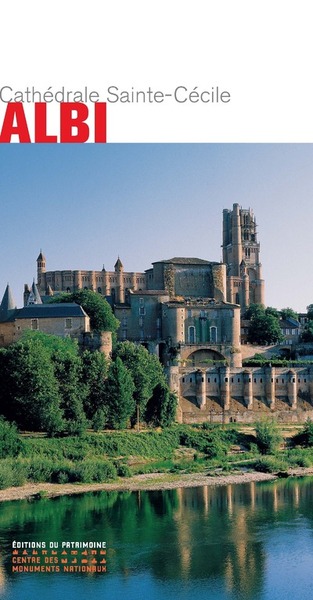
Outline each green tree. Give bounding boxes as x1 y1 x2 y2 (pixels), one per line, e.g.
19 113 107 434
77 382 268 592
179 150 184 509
144 383 178 427
307 304 313 320
265 306 280 319
21 331 88 435
104 357 135 429
53 352 88 435
1 337 64 436
113 341 167 424
292 419 313 447
244 303 265 320
48 289 120 334
254 418 282 454
301 305 313 342
19 329 80 356
82 350 109 430
280 307 298 321
246 304 283 345
301 321 313 342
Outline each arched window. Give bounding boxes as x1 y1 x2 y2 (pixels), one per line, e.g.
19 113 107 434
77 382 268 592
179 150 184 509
210 326 217 343
188 326 196 343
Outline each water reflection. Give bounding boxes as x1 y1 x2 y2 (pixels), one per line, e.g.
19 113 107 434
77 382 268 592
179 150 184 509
1 477 313 600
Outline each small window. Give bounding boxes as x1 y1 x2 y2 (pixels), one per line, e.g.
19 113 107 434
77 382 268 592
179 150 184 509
65 318 72 329
31 319 39 331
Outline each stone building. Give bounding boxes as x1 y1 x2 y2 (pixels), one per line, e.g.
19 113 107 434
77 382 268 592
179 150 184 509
171 364 313 425
36 252 146 305
0 284 91 348
30 204 266 377
222 203 265 308
35 204 265 312
3 202 313 424
145 257 226 300
35 250 241 367
112 255 241 367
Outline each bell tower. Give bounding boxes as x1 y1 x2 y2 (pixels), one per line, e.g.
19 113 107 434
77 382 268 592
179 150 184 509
222 204 265 307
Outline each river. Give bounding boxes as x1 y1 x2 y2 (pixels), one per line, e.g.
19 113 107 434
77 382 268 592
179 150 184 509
1 477 313 600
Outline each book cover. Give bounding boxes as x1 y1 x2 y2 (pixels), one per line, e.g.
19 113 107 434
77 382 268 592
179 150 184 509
1 2 313 600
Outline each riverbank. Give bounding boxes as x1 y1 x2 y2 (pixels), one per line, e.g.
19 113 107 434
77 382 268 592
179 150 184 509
1 467 313 502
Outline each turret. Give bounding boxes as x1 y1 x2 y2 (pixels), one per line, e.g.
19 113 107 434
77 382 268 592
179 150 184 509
27 280 43 305
0 284 16 322
23 283 31 306
114 256 123 273
37 250 46 289
114 256 125 303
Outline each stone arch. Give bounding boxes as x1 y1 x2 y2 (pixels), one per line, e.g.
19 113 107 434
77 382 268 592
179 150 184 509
185 348 226 368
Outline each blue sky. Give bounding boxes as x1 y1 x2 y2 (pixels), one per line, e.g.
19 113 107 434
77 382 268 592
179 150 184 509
0 143 312 312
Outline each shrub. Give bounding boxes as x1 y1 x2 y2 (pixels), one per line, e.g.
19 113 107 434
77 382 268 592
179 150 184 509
287 448 313 468
292 420 313 447
0 418 22 458
115 463 132 478
254 456 288 473
178 426 230 458
53 470 70 484
0 459 28 489
28 458 55 482
0 462 15 489
73 460 117 483
254 419 282 455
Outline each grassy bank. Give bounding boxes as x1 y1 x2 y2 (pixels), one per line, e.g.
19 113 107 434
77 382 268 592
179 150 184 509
1 422 313 491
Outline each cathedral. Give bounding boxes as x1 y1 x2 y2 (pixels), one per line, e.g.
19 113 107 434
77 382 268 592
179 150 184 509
3 203 310 424
29 203 264 371
34 203 264 310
